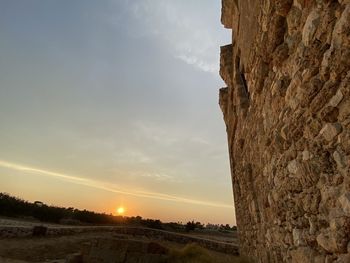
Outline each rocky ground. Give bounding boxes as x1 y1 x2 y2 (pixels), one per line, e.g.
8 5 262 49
0 218 241 263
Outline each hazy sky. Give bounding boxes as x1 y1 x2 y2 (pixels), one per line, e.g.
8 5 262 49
0 0 234 224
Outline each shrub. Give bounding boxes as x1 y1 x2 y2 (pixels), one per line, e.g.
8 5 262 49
168 243 212 263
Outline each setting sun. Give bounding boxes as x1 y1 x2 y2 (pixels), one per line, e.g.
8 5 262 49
117 207 125 215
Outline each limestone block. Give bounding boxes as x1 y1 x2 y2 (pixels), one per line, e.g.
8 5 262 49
219 87 229 116
319 123 342 141
287 159 300 174
293 0 303 9
314 255 326 263
220 45 233 87
332 4 350 48
308 217 317 235
285 73 302 109
304 118 323 139
333 149 347 170
221 0 235 29
320 47 334 79
317 230 348 253
320 187 342 213
335 253 350 263
338 99 350 121
302 9 320 47
292 228 306 246
290 247 317 263
330 216 350 232
339 193 350 215
302 150 312 161
287 6 302 35
329 89 344 107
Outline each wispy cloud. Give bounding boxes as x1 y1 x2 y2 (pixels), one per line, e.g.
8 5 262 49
189 136 211 146
114 0 228 74
175 55 217 73
113 149 153 165
139 172 176 182
132 121 180 146
0 159 232 209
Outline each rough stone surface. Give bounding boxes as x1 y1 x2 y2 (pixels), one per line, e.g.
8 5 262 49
339 193 350 215
290 247 317 263
320 123 343 141
219 0 350 262
316 230 348 253
302 9 320 47
329 90 344 107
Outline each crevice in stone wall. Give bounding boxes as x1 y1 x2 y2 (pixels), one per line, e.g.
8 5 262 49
239 71 249 100
234 54 250 110
236 51 250 100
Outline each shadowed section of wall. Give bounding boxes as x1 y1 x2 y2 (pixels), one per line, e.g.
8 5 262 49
219 0 350 262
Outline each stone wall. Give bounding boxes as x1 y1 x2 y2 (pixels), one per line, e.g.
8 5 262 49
219 0 350 262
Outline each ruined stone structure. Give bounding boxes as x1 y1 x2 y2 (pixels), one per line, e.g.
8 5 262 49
219 0 350 262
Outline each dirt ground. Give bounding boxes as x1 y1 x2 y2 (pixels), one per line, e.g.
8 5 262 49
182 231 238 244
0 231 109 262
0 217 240 262
0 231 241 263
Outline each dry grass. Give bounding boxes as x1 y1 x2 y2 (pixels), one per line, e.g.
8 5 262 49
167 243 251 263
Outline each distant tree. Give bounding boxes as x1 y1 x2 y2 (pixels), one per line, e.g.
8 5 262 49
195 221 204 230
142 219 163 230
163 222 185 232
185 221 196 232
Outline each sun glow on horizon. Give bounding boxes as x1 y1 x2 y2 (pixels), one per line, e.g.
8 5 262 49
117 207 125 215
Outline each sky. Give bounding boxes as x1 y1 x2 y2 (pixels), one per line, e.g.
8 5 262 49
0 0 234 225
